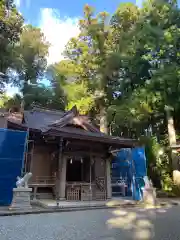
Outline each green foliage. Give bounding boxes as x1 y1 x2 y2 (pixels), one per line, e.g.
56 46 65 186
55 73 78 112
22 84 56 110
48 62 95 114
2 0 180 189
48 0 180 139
64 82 95 114
13 24 49 95
0 0 23 90
140 136 172 191
0 94 10 108
105 0 180 140
171 185 180 197
4 93 22 110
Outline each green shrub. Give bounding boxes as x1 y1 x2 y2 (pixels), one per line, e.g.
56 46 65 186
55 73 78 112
172 185 180 197
140 136 172 191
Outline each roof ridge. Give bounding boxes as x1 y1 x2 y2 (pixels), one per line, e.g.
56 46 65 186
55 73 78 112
74 115 101 133
32 107 64 115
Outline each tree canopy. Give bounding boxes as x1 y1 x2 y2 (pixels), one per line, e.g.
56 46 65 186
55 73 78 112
0 0 23 90
1 0 180 189
1 0 180 139
49 0 180 138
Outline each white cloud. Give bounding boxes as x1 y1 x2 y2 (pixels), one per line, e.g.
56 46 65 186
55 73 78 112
5 8 79 96
40 8 80 65
136 0 143 8
14 0 31 8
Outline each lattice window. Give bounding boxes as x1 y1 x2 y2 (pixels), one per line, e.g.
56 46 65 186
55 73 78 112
66 187 80 201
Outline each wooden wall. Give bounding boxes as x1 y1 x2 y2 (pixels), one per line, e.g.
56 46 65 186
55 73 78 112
30 143 107 182
94 156 106 178
31 145 52 181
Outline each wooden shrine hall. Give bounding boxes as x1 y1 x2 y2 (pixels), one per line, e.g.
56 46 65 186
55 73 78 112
7 106 137 201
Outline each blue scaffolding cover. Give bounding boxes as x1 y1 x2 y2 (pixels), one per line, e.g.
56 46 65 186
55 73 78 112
131 147 147 200
112 147 147 200
112 149 132 197
0 129 27 205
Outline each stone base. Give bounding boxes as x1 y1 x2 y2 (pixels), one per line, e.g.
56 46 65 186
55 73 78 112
9 188 32 210
173 170 180 185
59 198 66 201
143 187 156 206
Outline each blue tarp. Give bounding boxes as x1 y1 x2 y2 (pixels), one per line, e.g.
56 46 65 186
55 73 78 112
112 149 132 197
0 129 27 205
112 147 147 200
131 147 147 200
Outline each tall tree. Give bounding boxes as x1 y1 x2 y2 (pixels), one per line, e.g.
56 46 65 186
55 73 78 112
48 60 95 114
0 0 23 90
108 0 180 136
46 1 180 187
110 0 180 183
14 24 49 97
64 5 120 133
79 6 112 133
22 84 60 110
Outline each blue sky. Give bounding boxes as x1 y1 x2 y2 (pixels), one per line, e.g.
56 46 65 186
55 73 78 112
16 0 139 25
8 0 141 96
13 0 141 66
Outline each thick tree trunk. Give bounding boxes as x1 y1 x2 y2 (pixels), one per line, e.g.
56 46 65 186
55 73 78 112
167 111 176 147
166 108 180 184
99 105 108 134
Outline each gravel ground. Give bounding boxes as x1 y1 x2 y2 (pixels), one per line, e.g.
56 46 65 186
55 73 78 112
0 205 179 240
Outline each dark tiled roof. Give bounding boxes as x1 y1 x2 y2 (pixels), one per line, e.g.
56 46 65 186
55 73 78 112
45 126 137 147
21 107 100 133
7 106 138 147
23 107 64 131
52 126 106 137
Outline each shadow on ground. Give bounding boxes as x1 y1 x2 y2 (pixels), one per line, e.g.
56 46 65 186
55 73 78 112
106 203 172 240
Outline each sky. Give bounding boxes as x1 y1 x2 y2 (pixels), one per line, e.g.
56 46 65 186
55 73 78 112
7 0 141 96
14 0 142 65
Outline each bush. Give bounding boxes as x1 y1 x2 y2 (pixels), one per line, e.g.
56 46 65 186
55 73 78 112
140 135 172 191
172 185 180 197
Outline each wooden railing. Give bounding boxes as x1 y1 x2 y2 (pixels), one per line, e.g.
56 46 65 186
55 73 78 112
95 177 105 192
66 181 106 201
30 176 56 185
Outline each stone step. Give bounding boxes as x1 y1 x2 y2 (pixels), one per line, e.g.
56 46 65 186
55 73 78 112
38 193 54 199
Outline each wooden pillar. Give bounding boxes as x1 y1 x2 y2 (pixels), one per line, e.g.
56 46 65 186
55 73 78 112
57 138 67 200
106 158 112 199
59 155 67 200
